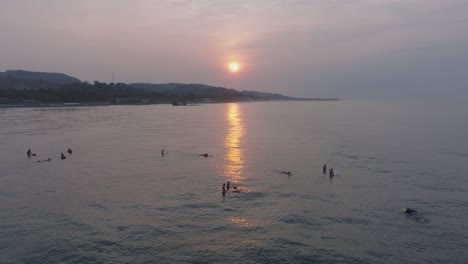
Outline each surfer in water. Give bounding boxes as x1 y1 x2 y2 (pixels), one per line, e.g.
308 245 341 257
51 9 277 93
200 153 211 158
61 153 66 160
161 149 165 156
222 184 227 196
404 208 417 215
231 185 243 193
27 149 37 157
403 208 425 221
323 164 327 174
329 168 335 177
280 171 293 176
67 148 72 154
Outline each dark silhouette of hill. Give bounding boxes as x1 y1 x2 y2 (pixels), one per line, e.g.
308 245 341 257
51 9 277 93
0 70 337 103
0 70 81 85
130 83 292 100
240 90 290 100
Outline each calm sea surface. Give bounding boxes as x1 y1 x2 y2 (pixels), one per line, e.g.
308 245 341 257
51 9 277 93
1 101 467 264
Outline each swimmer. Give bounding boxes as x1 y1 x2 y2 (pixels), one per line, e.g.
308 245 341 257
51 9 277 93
323 164 327 174
329 168 335 177
161 149 165 156
200 153 211 158
67 148 72 154
27 149 32 158
280 171 293 176
227 181 230 190
222 183 226 196
61 153 66 160
403 208 425 221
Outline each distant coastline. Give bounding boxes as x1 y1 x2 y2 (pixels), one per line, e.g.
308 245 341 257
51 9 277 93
0 98 339 108
0 70 338 106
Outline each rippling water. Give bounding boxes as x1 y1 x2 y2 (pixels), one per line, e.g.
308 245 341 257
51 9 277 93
1 101 468 263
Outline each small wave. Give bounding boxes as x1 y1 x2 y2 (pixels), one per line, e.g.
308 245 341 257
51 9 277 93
115 226 130 232
95 239 119 247
237 191 267 199
158 202 222 214
124 225 176 241
277 214 322 228
209 225 229 232
271 237 306 247
323 216 372 226
416 184 466 193
87 203 109 210
275 192 295 198
373 169 392 174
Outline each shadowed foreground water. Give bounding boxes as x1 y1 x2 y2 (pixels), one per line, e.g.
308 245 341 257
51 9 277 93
1 101 468 263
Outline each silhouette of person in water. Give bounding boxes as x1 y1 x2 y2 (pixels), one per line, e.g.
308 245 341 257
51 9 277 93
329 168 335 177
27 149 32 158
404 208 416 215
200 153 211 157
403 207 425 221
161 149 165 156
227 181 230 190
323 164 327 174
67 148 72 154
61 153 66 160
222 184 226 196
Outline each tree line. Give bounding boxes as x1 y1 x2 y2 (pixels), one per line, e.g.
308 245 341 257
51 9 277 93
0 80 209 103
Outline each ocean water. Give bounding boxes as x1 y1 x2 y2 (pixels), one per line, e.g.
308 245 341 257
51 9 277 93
1 101 467 264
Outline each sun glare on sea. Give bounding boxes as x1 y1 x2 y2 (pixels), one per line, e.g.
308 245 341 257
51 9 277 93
228 62 240 73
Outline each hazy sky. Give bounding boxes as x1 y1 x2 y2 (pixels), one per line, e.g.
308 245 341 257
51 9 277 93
1 0 467 99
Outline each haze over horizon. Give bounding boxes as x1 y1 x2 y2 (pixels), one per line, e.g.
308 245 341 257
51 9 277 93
1 0 467 99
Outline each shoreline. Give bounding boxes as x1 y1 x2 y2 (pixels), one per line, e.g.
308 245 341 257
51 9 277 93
0 98 339 108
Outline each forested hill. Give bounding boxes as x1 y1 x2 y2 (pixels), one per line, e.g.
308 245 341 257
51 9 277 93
0 70 335 103
129 83 292 100
0 70 81 85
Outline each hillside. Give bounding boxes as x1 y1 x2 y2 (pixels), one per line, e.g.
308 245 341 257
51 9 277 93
0 70 81 85
0 70 336 104
130 83 292 100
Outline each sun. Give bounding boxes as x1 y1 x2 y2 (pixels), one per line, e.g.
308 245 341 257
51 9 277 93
228 62 240 73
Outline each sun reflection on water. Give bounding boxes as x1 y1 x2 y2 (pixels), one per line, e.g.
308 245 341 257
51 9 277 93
224 103 245 182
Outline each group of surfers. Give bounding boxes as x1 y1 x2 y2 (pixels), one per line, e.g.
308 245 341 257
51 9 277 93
27 148 73 162
222 181 243 196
